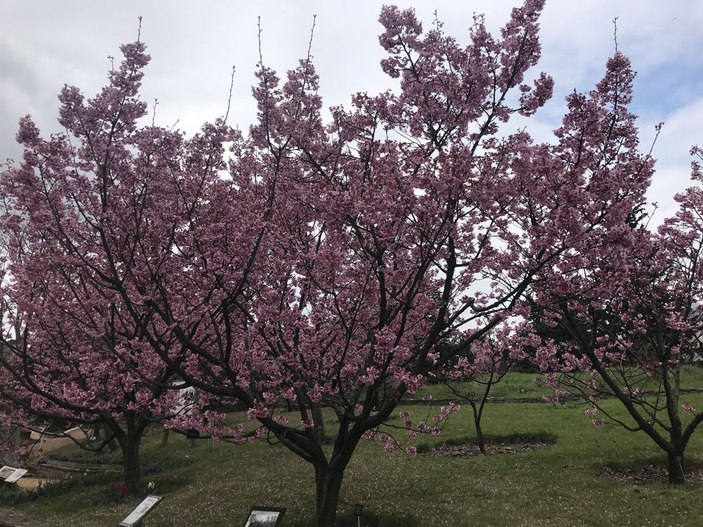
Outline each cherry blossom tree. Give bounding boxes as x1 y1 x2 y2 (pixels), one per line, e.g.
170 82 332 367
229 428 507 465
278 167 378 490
523 78 703 482
0 38 204 495
0 1 658 523
147 4 559 524
146 3 651 523
440 328 514 453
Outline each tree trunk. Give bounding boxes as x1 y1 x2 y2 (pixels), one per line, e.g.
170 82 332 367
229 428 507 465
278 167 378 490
312 404 325 444
314 465 344 527
161 428 170 447
120 434 143 496
107 436 119 452
113 418 145 497
667 449 686 484
3 427 20 464
469 401 486 454
474 415 486 454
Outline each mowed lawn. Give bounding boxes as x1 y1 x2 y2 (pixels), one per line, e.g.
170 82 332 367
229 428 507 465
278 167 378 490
9 373 703 526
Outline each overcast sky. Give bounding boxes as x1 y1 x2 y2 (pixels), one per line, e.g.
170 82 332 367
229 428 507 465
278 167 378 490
2 1 702 222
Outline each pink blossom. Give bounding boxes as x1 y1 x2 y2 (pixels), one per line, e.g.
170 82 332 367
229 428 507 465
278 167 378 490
362 430 377 441
247 404 268 420
307 386 323 403
0 1 680 520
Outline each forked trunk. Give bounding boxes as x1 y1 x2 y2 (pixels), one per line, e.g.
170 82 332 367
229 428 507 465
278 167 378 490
314 464 344 527
469 401 486 454
112 417 146 497
667 449 686 484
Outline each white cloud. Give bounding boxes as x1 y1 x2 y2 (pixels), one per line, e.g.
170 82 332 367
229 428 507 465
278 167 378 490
643 96 703 223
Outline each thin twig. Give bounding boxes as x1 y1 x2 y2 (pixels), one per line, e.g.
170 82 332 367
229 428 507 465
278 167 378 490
223 66 236 124
648 122 664 157
306 14 318 61
151 98 159 127
257 16 264 67
612 17 619 52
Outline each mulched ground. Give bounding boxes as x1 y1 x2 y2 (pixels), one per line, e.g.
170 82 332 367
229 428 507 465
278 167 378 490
419 440 554 457
421 439 703 485
602 465 703 484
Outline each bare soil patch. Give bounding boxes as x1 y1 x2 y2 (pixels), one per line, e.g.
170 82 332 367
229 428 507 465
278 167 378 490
602 465 703 484
418 433 557 457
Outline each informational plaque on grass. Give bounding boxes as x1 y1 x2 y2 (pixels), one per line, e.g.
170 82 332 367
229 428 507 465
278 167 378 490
0 466 27 483
242 506 286 527
117 495 163 527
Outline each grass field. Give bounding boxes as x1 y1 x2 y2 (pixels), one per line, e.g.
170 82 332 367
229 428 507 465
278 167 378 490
6 371 703 526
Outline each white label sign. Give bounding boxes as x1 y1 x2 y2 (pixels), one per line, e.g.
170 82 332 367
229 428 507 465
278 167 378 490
0 466 27 483
118 495 163 526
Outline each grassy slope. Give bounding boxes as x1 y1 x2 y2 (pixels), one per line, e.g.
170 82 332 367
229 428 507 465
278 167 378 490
10 370 703 526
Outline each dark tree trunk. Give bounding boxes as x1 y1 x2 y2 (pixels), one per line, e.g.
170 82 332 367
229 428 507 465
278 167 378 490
107 436 119 452
111 417 147 497
667 449 686 484
469 401 486 454
270 405 370 525
474 416 486 454
314 464 344 527
312 404 325 444
119 433 143 496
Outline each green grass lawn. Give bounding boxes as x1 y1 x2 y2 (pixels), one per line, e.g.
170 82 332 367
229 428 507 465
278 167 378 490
415 372 547 401
7 373 703 526
417 365 703 402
